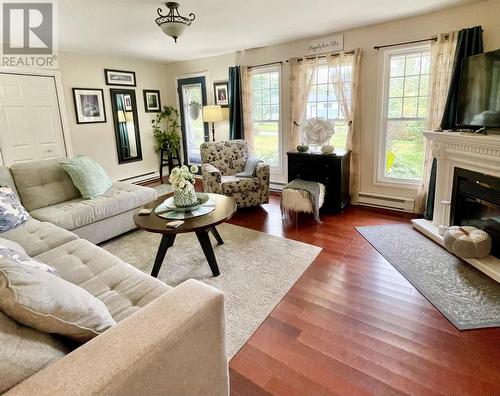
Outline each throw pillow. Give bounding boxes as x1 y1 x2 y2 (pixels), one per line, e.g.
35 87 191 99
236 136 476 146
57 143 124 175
59 155 112 199
0 311 68 393
0 246 57 274
0 186 30 233
0 236 26 255
0 257 116 342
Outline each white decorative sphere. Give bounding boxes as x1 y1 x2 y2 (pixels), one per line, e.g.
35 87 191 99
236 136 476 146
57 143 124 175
443 226 492 259
321 144 335 154
301 118 335 146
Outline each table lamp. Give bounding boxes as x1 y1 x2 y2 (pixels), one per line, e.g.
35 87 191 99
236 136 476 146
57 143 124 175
202 105 224 141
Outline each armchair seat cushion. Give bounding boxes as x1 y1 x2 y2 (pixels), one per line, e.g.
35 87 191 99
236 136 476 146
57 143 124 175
221 176 260 194
29 182 156 231
35 239 171 322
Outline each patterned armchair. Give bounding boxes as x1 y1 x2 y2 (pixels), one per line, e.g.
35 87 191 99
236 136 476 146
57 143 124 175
200 140 270 208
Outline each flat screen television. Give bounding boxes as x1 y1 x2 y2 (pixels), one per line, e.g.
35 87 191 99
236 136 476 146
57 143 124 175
457 48 500 129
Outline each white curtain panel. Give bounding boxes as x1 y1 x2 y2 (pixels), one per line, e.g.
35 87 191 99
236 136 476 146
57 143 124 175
289 57 320 148
241 66 254 152
328 49 362 203
415 32 458 213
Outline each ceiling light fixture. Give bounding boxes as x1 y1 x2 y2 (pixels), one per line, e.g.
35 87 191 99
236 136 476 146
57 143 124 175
155 2 195 43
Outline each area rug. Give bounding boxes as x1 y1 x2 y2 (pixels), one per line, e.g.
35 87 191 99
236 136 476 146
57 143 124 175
356 224 500 330
101 223 321 357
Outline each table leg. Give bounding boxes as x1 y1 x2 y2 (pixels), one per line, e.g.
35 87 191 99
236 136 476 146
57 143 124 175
210 226 224 245
151 234 176 278
196 229 220 277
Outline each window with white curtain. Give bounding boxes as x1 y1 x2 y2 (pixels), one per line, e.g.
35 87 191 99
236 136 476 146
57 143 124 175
378 45 431 183
306 60 352 149
250 64 282 171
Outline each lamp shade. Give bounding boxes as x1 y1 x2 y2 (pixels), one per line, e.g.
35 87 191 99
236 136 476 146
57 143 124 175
202 105 224 123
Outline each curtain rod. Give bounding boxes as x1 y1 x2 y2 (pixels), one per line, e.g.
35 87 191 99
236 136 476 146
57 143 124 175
247 61 282 69
287 49 356 63
374 28 484 50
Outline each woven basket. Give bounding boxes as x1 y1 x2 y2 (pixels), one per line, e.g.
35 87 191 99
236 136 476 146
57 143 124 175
443 226 492 259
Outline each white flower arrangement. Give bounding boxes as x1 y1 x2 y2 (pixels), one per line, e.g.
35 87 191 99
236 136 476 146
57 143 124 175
169 165 198 190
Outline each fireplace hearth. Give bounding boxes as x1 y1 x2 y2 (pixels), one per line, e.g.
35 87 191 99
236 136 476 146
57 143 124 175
451 168 500 258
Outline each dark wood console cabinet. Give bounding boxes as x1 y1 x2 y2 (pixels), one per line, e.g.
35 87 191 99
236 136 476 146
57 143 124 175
287 150 351 213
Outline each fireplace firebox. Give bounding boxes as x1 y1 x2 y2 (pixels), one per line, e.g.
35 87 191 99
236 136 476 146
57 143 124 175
451 168 500 258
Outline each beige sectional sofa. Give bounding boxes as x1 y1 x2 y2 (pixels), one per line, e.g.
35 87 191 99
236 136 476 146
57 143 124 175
0 160 229 395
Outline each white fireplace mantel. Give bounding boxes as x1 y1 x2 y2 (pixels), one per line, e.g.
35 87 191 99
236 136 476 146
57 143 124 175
412 131 500 283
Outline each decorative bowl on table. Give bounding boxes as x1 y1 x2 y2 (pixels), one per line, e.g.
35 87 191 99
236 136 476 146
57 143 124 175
163 193 209 212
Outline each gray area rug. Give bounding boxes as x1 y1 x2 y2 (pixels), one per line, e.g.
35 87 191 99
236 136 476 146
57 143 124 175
357 224 500 330
102 223 321 357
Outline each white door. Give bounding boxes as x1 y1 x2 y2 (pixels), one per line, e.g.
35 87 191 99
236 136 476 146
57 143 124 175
0 74 67 165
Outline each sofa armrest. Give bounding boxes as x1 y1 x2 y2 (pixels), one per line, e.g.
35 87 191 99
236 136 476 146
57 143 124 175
7 279 229 396
201 164 222 194
255 163 270 204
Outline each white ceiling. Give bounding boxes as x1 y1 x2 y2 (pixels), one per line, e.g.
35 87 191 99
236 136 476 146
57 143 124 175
59 0 481 63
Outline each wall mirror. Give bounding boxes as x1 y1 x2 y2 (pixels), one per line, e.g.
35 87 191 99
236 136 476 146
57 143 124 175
110 89 143 164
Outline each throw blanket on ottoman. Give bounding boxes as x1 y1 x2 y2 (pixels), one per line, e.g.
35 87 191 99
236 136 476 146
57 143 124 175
281 179 325 223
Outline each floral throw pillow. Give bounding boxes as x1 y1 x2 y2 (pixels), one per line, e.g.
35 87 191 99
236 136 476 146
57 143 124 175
0 246 57 275
0 186 30 233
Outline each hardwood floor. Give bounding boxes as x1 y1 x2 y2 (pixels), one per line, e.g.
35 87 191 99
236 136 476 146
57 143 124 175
226 194 500 396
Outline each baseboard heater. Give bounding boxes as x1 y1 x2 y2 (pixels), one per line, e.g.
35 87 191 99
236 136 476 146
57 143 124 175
120 171 159 185
358 192 415 213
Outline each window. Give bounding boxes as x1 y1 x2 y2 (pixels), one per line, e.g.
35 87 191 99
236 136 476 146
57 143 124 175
379 46 431 183
306 60 352 149
251 65 282 170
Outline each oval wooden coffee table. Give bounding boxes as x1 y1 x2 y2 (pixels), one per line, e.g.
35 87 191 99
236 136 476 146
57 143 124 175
134 193 237 278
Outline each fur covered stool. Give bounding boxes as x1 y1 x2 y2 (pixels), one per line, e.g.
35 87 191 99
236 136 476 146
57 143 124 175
281 179 325 223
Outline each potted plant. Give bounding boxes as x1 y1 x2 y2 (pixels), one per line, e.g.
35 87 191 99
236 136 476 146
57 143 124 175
152 105 181 152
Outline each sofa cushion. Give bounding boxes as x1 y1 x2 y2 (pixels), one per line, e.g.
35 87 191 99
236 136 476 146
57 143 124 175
0 165 19 198
29 182 157 231
0 312 68 394
36 239 171 322
60 155 113 199
0 257 116 342
0 186 30 233
221 175 260 194
10 159 81 211
1 219 79 257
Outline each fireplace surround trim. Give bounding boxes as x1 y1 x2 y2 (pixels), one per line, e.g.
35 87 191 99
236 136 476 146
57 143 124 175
412 131 500 283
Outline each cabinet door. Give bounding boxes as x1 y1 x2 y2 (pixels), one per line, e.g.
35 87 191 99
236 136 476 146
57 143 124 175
0 74 66 165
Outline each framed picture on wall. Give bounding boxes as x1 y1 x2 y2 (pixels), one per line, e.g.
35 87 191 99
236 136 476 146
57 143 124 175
104 69 136 86
213 81 229 107
143 89 161 112
72 88 106 124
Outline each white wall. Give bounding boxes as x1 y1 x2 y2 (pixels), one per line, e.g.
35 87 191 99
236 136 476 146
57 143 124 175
163 0 500 198
58 52 167 181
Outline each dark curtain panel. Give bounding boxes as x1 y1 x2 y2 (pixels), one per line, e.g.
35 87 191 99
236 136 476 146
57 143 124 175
440 26 483 130
425 26 483 220
228 66 244 140
424 158 437 220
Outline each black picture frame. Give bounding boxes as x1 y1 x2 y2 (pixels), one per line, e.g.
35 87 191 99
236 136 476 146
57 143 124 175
104 69 137 87
143 89 162 113
72 88 107 124
213 81 229 108
110 89 143 164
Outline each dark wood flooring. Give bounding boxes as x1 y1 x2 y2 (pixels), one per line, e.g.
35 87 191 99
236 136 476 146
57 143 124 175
226 194 500 396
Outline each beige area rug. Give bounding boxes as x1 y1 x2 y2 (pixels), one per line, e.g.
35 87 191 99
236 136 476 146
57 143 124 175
101 223 321 357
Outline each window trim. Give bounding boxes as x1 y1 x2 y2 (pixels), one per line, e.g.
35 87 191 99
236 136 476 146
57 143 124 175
375 43 431 188
250 64 284 175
